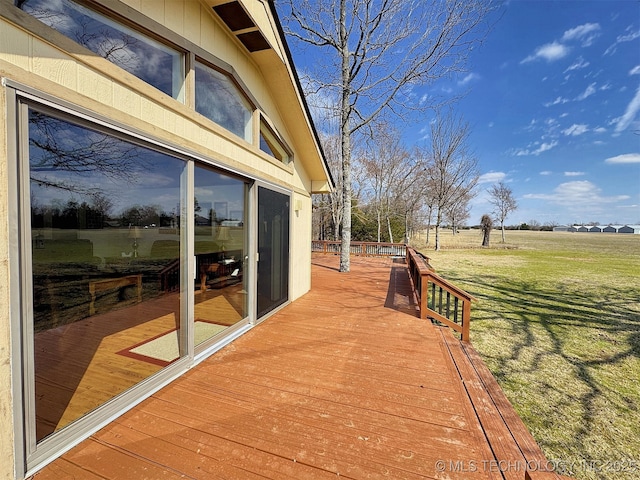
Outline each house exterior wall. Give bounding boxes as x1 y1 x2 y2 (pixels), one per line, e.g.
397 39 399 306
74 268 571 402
0 1 328 477
0 83 14 480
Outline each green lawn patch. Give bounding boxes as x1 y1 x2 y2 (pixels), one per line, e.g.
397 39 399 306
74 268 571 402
412 230 640 480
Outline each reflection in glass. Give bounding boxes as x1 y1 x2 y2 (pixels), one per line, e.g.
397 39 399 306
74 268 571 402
28 109 186 442
260 120 289 164
194 166 247 346
195 61 253 141
19 0 184 100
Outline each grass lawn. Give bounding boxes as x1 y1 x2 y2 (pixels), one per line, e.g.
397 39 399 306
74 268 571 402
411 229 640 480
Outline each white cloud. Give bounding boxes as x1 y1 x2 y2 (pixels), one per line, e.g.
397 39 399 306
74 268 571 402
593 127 607 134
544 96 569 107
564 57 589 73
514 140 559 156
540 171 553 176
521 41 570 63
536 141 559 155
605 153 640 164
478 171 507 184
524 180 629 207
564 171 586 176
630 66 640 76
613 85 640 133
605 27 640 55
562 124 589 136
561 23 601 46
458 73 480 86
575 83 597 101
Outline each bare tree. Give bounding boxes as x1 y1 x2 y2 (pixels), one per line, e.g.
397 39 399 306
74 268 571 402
488 181 518 242
480 214 492 247
445 192 471 235
317 133 344 240
360 124 415 243
424 110 479 251
282 0 494 271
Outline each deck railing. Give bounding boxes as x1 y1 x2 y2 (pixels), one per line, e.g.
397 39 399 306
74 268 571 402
312 240 406 257
406 247 476 342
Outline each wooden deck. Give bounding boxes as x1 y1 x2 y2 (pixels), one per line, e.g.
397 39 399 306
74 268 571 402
32 255 569 480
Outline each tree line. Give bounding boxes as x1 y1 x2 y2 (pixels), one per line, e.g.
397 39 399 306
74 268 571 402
311 111 518 251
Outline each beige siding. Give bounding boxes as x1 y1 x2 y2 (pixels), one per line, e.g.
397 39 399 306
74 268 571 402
0 21 30 71
0 82 15 480
290 193 313 300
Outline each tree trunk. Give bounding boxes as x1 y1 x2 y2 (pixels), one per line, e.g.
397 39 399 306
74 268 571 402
501 223 506 243
482 229 490 246
387 215 394 244
435 224 440 250
338 0 351 272
404 212 409 244
426 205 433 245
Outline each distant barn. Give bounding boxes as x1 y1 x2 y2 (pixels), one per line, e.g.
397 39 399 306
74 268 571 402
619 225 640 234
603 225 624 233
588 225 604 233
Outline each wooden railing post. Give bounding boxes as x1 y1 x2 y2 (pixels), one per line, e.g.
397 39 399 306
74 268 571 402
406 247 475 343
462 301 471 342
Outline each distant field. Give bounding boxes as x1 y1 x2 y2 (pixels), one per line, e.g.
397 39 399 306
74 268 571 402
411 229 640 480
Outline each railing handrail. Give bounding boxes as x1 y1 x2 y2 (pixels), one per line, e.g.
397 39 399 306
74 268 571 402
312 240 406 257
406 246 475 342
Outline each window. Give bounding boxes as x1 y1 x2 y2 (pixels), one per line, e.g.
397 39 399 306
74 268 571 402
260 119 290 164
19 0 185 101
26 107 188 443
195 61 253 142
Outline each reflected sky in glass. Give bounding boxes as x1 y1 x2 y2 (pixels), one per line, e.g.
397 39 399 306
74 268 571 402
29 109 185 219
195 62 252 141
20 0 183 98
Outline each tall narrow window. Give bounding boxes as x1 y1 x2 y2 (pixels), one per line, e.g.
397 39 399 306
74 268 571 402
27 108 186 442
19 0 185 101
195 61 253 141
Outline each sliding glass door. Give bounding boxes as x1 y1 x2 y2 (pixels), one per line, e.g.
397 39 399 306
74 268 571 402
26 107 188 443
18 100 251 468
193 165 248 346
257 187 290 318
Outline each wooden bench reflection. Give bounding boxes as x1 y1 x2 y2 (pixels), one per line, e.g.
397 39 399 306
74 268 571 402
89 274 143 316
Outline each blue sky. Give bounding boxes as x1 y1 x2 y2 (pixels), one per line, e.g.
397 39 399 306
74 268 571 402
284 0 640 226
452 0 640 226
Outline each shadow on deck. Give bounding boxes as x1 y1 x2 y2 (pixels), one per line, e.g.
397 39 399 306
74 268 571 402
33 254 570 480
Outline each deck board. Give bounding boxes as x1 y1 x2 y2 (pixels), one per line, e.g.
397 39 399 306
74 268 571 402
32 254 567 480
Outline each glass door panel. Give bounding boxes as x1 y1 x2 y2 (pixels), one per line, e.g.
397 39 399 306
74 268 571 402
257 187 290 318
27 108 187 442
193 165 248 345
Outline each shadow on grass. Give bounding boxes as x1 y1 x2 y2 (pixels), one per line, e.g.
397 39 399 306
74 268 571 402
443 271 640 459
